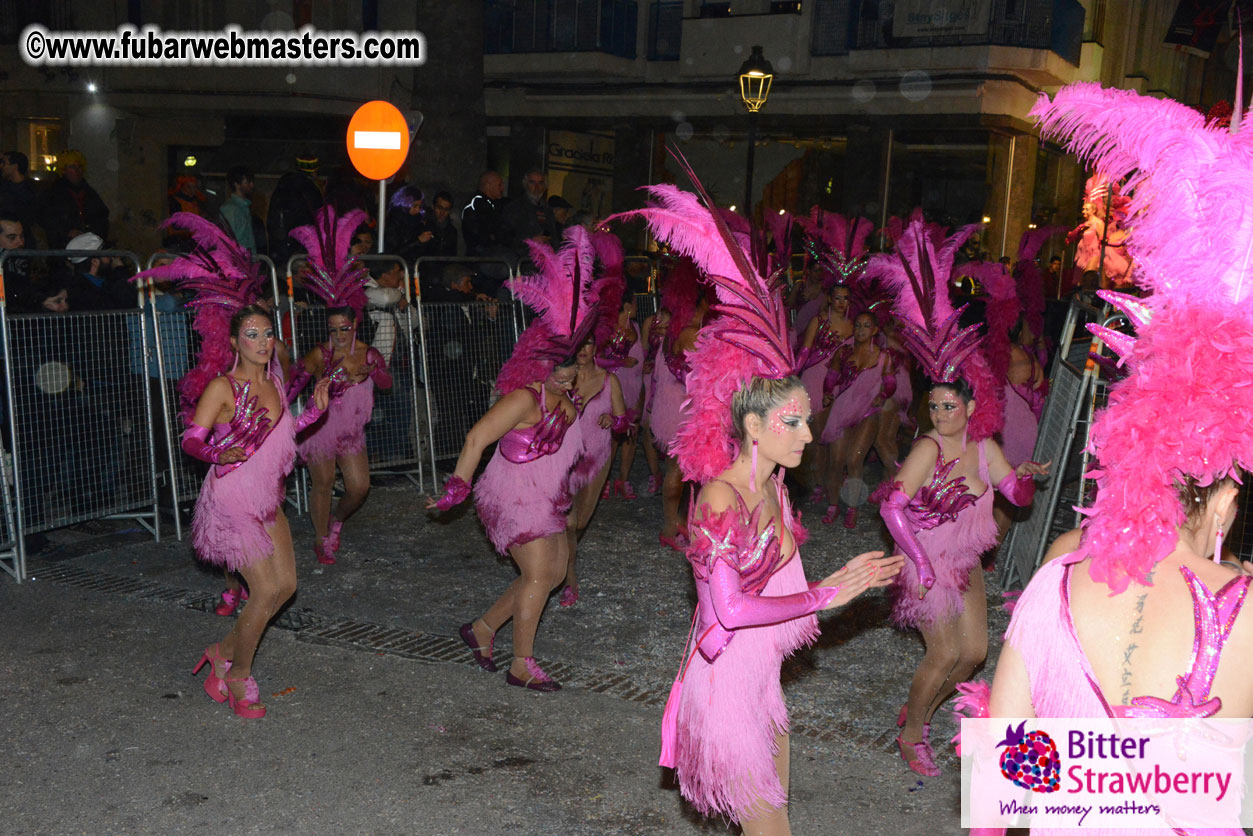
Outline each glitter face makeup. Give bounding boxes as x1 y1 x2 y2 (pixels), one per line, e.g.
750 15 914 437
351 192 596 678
768 397 804 435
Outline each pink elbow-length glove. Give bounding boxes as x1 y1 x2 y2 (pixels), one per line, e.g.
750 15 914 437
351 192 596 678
708 560 838 629
996 472 1035 506
364 347 393 389
284 366 312 404
294 402 326 433
880 489 937 590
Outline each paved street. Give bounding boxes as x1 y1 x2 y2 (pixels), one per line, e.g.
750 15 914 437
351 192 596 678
0 467 1013 835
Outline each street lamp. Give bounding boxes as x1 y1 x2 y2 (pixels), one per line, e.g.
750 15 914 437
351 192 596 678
738 45 774 218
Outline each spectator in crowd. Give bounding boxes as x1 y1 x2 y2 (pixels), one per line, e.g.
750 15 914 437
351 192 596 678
0 214 33 306
364 258 415 461
547 194 573 240
164 174 209 252
0 151 39 242
1046 254 1064 297
428 190 459 258
220 166 262 255
349 226 374 256
461 170 514 296
40 149 109 248
66 232 135 311
386 184 432 263
267 151 324 265
503 168 556 251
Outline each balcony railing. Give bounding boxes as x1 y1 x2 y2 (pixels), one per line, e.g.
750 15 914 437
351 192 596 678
648 0 683 60
485 0 639 59
809 0 1084 65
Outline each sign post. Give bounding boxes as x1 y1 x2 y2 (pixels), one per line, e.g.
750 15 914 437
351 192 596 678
346 100 411 252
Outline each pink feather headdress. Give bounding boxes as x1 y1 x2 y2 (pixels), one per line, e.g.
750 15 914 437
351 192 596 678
1032 82 1253 592
1013 225 1064 338
495 226 601 395
133 212 267 421
660 256 705 347
609 159 798 483
882 208 949 251
590 230 626 350
865 220 1003 441
957 260 1019 386
797 207 873 290
289 206 370 314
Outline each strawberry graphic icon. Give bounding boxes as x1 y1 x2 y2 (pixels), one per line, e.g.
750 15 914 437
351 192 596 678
996 721 1061 793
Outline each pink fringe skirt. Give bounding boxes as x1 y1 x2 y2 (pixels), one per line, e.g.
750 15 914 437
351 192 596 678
1001 383 1039 468
474 420 583 554
820 364 881 444
192 410 296 571
298 379 373 464
674 555 819 821
649 363 686 455
890 365 913 423
617 339 645 411
890 487 997 630
569 385 613 495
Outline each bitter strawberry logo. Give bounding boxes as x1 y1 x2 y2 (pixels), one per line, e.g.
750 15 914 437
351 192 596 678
997 721 1061 793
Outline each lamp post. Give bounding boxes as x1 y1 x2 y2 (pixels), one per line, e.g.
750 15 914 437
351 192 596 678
737 45 773 219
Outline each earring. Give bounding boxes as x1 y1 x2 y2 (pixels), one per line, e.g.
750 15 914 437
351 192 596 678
231 351 240 373
1213 513 1225 563
749 438 759 490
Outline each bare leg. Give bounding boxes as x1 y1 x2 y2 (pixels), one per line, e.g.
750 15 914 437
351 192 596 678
564 457 614 589
825 435 850 510
307 457 335 541
220 513 298 707
661 455 684 539
332 450 371 524
875 403 902 483
618 434 638 482
900 617 962 745
641 424 661 482
843 414 880 497
740 731 793 836
922 568 988 724
475 534 567 677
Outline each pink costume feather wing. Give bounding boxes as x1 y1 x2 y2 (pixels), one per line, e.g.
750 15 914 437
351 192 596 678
289 206 371 313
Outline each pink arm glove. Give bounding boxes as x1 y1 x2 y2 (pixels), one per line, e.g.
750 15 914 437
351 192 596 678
708 559 838 629
996 472 1035 506
294 402 325 433
434 474 472 510
181 424 222 464
284 366 312 404
365 347 393 390
880 488 937 590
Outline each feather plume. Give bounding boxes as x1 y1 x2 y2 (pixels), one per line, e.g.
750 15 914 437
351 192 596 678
590 231 627 350
495 227 600 394
133 212 267 420
289 206 370 313
1013 225 1064 338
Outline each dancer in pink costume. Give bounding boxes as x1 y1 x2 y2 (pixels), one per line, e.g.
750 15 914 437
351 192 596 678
873 311 914 485
1013 226 1064 368
429 228 606 692
870 219 1048 776
599 294 645 500
287 207 393 566
619 162 902 834
648 258 707 550
949 80 1253 836
637 307 670 497
796 284 853 504
135 217 331 720
560 242 629 606
819 312 895 529
1066 172 1133 291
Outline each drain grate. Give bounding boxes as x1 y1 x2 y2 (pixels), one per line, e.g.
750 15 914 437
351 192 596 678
31 561 953 763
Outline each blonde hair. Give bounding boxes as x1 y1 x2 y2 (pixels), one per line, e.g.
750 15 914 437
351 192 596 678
730 375 803 440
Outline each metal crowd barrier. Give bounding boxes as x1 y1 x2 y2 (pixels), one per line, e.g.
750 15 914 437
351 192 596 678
0 248 158 581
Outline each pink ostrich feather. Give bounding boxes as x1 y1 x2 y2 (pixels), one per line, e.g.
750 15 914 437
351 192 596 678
609 153 797 482
959 261 1020 384
133 212 267 420
797 207 874 289
1034 82 1253 590
289 206 370 313
591 231 627 350
866 219 1002 439
496 226 600 394
1013 226 1064 337
764 208 794 275
659 257 705 346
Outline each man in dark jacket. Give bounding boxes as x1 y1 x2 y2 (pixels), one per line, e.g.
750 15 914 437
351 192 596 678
460 171 514 296
40 150 109 248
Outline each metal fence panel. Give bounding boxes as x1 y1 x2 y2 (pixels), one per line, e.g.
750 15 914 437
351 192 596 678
418 299 524 465
5 309 160 537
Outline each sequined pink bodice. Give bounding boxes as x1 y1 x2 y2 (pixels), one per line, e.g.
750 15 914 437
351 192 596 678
687 478 800 595
599 325 636 370
497 386 574 464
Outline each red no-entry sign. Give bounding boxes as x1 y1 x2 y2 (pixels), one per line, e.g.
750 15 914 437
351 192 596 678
346 100 410 181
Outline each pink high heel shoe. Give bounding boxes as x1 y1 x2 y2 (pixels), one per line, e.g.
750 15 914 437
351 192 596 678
224 675 266 719
842 506 858 529
896 736 941 777
325 519 343 553
214 586 248 617
600 481 613 500
615 479 637 500
646 474 662 495
315 538 335 565
558 585 579 607
191 644 230 704
822 504 839 525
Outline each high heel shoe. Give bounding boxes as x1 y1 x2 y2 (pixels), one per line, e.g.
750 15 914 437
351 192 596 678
459 621 498 672
224 676 266 719
214 586 248 617
809 485 825 505
600 480 613 500
505 657 561 692
843 506 858 529
326 519 343 553
558 585 579 608
896 736 940 777
659 532 688 552
646 474 662 496
615 479 637 500
822 504 840 525
896 703 931 742
315 537 335 565
191 644 230 704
